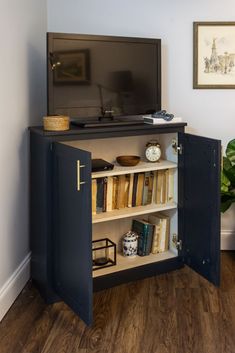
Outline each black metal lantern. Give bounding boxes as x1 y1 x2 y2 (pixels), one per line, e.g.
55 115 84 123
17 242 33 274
92 238 116 271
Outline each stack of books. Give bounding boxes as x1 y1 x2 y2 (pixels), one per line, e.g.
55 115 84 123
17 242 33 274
131 213 170 256
92 169 174 215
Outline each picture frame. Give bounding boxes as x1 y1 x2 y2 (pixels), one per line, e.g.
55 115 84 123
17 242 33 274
53 49 90 84
193 22 235 89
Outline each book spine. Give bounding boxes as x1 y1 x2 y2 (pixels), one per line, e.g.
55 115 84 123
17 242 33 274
142 172 150 206
103 177 108 212
132 220 152 256
112 176 118 209
136 173 144 206
92 179 97 215
162 170 167 204
106 176 113 212
156 170 166 204
168 169 174 202
117 175 126 209
151 225 160 254
96 178 104 213
145 224 154 255
152 171 158 204
156 170 162 204
124 174 130 207
132 220 144 256
127 173 134 207
132 173 138 207
157 215 170 252
147 171 154 204
158 219 166 252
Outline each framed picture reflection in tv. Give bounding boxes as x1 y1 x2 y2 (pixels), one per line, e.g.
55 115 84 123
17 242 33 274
53 49 90 84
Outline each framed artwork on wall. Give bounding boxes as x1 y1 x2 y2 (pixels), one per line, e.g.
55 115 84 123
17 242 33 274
53 49 90 84
193 22 235 89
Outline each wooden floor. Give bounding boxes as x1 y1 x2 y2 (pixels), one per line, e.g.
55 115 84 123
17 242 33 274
1 252 235 353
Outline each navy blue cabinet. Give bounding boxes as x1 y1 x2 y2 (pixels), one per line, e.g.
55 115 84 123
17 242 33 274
29 123 221 326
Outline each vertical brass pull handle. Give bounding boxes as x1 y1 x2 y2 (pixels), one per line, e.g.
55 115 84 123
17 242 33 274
77 160 86 191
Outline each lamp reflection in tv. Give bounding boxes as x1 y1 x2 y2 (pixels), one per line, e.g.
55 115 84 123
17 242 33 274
97 70 133 119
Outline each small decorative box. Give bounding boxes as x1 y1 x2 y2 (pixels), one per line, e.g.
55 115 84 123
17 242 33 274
43 115 70 131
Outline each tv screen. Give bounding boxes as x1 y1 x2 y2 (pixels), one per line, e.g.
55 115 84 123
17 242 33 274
47 33 161 121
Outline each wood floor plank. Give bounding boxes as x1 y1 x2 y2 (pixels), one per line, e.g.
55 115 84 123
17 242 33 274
40 303 86 353
1 252 235 353
0 283 47 353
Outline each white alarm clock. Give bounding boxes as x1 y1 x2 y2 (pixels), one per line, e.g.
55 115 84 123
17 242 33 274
145 141 161 162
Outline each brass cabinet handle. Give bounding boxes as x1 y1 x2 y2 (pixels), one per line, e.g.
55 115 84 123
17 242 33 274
77 160 86 191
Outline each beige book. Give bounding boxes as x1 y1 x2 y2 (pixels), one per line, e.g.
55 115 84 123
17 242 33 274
156 170 163 204
165 169 169 203
117 175 126 209
135 173 145 206
124 175 130 207
152 171 158 204
162 171 166 204
158 213 170 252
148 213 170 252
106 176 113 212
148 214 161 253
168 169 174 202
151 224 161 254
127 173 134 208
112 176 118 209
92 179 97 215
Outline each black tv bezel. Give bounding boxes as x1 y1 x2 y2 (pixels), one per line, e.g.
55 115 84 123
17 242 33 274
47 32 162 118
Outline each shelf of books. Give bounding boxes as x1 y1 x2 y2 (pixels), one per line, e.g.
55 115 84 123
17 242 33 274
92 162 177 224
93 202 178 277
92 202 177 223
92 251 177 278
92 160 177 179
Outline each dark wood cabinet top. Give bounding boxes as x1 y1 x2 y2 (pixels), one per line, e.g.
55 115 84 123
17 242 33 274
29 122 187 141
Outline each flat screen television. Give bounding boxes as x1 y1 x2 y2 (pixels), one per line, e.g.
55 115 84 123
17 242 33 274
47 32 161 126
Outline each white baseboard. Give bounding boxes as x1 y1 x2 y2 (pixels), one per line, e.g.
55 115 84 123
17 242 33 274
0 253 31 321
221 230 235 250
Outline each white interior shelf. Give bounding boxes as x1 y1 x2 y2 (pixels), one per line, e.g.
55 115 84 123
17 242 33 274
92 159 177 179
92 202 177 224
93 250 177 278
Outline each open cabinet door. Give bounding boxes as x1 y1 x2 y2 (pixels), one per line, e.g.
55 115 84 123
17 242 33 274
52 142 92 325
178 133 221 286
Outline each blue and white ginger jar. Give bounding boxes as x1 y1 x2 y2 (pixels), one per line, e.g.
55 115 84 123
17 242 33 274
122 231 138 257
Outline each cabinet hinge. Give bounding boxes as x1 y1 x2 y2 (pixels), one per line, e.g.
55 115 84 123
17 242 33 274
213 149 217 168
172 234 182 250
172 140 183 155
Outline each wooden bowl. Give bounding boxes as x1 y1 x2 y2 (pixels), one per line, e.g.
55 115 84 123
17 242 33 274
116 155 140 166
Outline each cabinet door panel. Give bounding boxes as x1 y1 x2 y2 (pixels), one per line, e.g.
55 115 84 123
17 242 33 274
178 133 221 285
53 142 92 325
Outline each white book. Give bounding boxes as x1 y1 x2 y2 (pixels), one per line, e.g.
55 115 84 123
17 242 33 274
168 169 174 202
143 116 183 125
148 213 170 253
106 176 113 211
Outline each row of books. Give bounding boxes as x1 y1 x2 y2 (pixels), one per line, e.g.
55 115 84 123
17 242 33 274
92 169 174 214
132 213 170 256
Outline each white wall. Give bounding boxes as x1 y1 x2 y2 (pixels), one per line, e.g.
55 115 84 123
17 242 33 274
0 0 47 320
47 0 235 247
